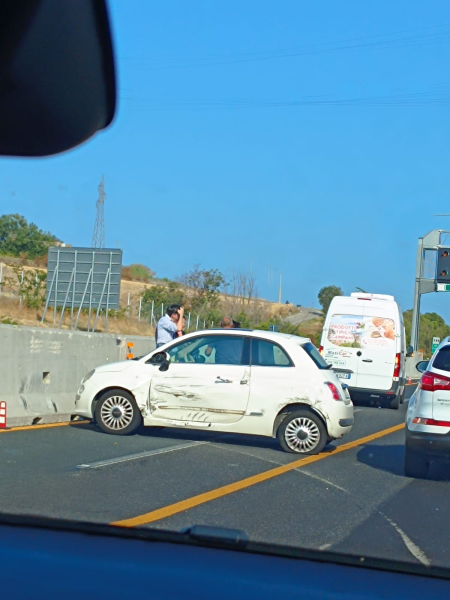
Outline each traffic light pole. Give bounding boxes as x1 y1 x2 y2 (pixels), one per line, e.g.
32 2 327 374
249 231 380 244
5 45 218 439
410 229 450 352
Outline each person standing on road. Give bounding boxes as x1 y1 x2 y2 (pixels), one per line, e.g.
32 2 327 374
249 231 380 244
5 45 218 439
155 304 184 348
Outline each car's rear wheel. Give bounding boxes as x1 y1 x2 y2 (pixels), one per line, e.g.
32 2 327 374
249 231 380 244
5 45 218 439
95 389 142 435
277 410 327 455
404 446 430 478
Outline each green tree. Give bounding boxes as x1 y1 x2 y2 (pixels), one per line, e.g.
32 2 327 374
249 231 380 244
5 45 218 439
178 265 226 312
318 285 343 315
141 281 185 319
6 266 47 309
0 214 57 259
404 309 450 357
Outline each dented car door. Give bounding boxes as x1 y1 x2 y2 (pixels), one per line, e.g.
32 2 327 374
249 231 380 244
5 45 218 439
149 334 250 425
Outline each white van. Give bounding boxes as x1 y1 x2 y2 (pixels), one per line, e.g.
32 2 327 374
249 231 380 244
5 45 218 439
319 293 406 409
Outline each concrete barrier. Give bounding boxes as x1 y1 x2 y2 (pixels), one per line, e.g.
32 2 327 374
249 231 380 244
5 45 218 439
405 354 424 381
0 324 155 428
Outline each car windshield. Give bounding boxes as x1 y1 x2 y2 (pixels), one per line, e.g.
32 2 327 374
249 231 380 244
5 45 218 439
2 0 450 579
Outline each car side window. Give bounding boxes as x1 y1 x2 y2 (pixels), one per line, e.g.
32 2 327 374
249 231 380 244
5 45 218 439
432 346 450 372
167 335 245 365
251 338 293 367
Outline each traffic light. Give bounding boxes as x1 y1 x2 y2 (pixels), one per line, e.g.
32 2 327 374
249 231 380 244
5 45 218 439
437 249 450 283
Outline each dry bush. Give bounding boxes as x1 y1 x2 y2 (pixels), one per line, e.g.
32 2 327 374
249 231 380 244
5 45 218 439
122 264 155 283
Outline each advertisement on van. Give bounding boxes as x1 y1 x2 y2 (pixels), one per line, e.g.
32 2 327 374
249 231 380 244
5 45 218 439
328 314 395 349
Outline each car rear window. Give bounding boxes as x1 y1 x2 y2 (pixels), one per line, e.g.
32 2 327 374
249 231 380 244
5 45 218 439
301 342 330 369
432 346 450 372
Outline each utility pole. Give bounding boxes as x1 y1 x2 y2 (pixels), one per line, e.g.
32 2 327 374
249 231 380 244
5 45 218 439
410 229 450 351
278 272 282 304
92 175 106 248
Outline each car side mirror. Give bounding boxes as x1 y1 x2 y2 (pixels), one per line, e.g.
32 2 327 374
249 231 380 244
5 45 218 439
406 345 414 357
416 360 429 374
147 351 170 370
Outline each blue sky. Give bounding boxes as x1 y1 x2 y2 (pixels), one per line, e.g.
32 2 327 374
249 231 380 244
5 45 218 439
1 1 450 315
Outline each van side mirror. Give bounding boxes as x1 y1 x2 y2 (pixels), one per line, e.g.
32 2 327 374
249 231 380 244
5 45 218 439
406 345 414 357
147 351 170 371
416 360 429 374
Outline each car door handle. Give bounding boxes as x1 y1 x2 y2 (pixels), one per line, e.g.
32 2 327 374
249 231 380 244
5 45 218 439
216 376 232 383
362 359 373 363
240 380 248 385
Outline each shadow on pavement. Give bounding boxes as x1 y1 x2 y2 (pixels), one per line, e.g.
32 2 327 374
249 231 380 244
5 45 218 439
139 426 283 452
70 420 347 456
357 443 450 481
357 444 405 476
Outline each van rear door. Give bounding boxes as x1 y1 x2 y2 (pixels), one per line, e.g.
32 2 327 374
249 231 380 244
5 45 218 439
323 309 363 387
356 303 397 391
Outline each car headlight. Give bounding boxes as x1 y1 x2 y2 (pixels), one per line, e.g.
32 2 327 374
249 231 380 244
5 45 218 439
82 369 95 384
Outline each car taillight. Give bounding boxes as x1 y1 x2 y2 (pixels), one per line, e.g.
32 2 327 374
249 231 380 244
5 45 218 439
319 346 324 355
419 371 450 392
325 382 342 401
413 417 450 427
393 353 401 378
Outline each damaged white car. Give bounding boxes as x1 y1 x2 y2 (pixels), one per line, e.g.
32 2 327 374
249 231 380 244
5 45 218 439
75 330 354 454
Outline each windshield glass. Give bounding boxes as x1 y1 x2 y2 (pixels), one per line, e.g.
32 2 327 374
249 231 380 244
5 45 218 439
2 0 450 578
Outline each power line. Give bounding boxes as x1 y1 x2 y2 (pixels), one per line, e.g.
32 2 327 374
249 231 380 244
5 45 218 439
120 88 450 111
119 23 450 69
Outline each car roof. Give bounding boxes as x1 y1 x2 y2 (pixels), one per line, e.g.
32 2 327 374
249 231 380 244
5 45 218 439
180 328 310 345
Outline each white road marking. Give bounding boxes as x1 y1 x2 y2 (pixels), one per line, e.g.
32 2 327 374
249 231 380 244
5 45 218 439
212 441 432 565
77 440 212 469
299 469 348 493
212 444 349 493
382 515 431 566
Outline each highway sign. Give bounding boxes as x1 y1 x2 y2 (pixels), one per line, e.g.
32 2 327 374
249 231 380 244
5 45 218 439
432 337 441 353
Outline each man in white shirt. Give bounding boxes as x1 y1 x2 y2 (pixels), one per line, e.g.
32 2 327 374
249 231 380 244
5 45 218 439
155 304 184 348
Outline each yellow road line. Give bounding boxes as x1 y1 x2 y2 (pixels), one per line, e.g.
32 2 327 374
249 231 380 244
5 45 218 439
112 423 405 528
0 420 89 434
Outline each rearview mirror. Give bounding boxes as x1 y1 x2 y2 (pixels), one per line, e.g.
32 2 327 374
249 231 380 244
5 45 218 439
406 345 414 357
0 0 116 156
416 360 429 374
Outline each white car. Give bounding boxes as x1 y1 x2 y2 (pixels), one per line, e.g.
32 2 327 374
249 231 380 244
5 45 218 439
75 330 354 455
405 337 450 477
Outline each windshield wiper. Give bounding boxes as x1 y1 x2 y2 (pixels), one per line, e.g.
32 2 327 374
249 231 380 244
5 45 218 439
182 525 249 547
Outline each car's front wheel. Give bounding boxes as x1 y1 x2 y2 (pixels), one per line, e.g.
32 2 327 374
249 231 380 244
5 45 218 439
404 446 429 478
277 409 327 455
95 389 142 435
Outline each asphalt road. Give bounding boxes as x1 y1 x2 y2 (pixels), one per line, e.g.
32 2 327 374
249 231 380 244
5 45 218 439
2 384 450 568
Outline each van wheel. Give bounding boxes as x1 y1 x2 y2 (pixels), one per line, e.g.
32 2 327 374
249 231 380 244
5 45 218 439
95 389 142 435
389 395 400 410
277 410 327 455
